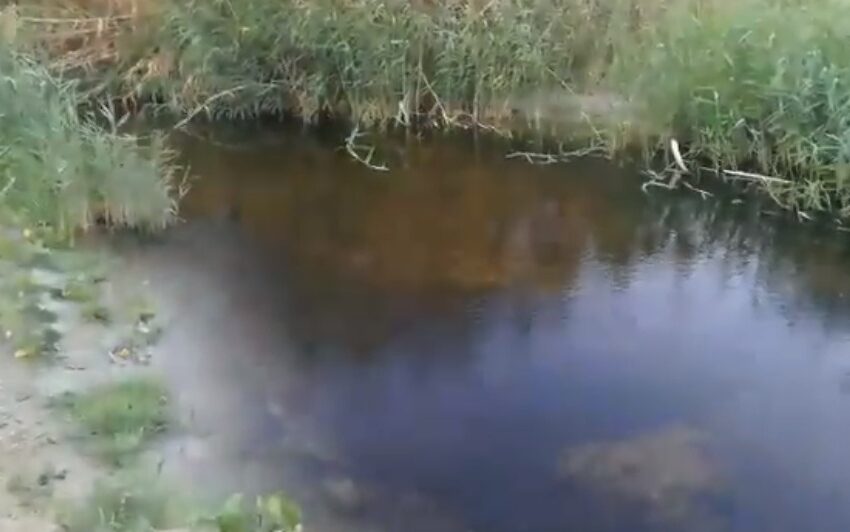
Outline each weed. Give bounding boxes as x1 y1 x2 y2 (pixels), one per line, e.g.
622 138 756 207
54 275 100 303
56 377 170 463
60 474 186 532
200 492 302 532
0 267 61 359
62 474 302 532
0 47 176 233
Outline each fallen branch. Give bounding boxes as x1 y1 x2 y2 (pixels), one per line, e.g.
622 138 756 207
506 146 608 165
506 151 559 165
721 169 791 184
344 126 389 172
682 181 713 199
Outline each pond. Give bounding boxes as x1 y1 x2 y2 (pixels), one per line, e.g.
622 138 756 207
115 125 850 532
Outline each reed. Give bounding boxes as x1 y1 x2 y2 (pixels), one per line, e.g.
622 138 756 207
17 0 850 219
0 46 176 233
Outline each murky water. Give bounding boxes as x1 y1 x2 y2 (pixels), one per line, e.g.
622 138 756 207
116 125 850 532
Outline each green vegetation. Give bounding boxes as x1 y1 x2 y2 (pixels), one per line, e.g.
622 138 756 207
2 1 847 529
18 0 850 220
0 47 176 233
0 229 61 359
201 492 302 532
55 376 303 531
62 474 302 532
62 475 183 532
56 377 170 463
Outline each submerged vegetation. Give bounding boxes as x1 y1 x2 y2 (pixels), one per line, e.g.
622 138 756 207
15 0 850 220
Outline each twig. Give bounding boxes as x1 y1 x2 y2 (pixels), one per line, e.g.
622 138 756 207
394 91 411 127
641 179 676 194
682 181 713 199
722 168 791 184
506 151 559 165
345 126 389 172
176 168 194 201
419 72 450 126
20 15 133 24
506 146 607 165
172 84 261 130
0 176 15 198
670 138 689 174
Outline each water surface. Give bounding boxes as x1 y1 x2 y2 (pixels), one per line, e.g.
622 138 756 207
117 126 850 532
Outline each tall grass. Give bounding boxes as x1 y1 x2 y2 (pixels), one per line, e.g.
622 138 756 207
0 47 176 232
17 0 850 218
608 0 850 217
133 0 648 124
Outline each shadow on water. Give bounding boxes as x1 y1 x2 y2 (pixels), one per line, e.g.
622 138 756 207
114 124 850 532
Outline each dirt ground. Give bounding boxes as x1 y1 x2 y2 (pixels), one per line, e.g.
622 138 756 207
0 252 164 531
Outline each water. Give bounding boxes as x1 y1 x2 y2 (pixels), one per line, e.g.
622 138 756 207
117 125 850 532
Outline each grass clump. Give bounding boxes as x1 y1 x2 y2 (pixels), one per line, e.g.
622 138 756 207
62 475 302 532
61 474 187 532
57 377 170 463
203 493 302 532
0 48 177 232
605 0 850 218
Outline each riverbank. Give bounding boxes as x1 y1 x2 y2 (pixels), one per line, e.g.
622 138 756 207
0 31 298 530
1 1 850 528
13 0 850 222
0 229 302 531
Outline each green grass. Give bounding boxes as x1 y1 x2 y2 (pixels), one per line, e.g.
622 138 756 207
62 474 302 532
135 0 599 125
61 474 186 532
605 0 850 218
16 0 850 219
106 0 850 219
0 260 62 359
58 377 170 464
0 47 177 234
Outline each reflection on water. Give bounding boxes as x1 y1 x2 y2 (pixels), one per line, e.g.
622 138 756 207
115 125 850 532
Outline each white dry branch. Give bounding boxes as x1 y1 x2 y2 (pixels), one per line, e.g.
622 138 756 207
344 126 389 172
670 137 689 174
